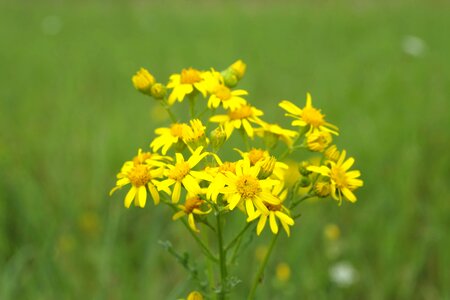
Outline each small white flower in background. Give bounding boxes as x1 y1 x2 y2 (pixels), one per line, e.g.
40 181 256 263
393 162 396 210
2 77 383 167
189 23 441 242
329 261 358 287
402 35 426 57
41 16 63 36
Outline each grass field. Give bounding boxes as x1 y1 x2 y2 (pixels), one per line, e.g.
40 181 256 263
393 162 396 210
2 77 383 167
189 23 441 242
1 1 449 299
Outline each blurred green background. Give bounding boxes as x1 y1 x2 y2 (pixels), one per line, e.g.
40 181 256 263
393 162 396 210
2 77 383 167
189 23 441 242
1 0 449 299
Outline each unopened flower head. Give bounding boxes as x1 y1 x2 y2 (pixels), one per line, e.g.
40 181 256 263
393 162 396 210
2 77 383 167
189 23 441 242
325 145 340 162
132 68 155 94
307 130 332 152
150 83 166 99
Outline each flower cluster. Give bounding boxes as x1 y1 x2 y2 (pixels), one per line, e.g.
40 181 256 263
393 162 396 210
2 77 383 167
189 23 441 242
111 60 363 238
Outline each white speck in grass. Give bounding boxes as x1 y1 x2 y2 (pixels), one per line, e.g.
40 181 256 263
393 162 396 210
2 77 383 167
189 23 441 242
329 261 358 287
402 35 426 57
41 15 63 36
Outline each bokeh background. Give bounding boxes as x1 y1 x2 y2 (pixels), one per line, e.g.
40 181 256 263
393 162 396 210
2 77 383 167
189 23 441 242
1 0 449 299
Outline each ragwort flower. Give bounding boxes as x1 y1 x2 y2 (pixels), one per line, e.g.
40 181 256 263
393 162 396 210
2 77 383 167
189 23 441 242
172 194 212 232
167 67 207 105
150 123 189 155
279 93 339 135
210 104 264 138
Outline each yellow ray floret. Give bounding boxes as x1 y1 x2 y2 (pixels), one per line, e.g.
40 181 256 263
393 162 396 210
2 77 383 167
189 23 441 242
110 149 165 208
210 104 264 138
254 122 298 148
157 146 210 203
307 150 363 204
279 93 339 135
167 68 207 105
247 183 294 236
172 194 212 232
150 123 189 155
217 157 280 216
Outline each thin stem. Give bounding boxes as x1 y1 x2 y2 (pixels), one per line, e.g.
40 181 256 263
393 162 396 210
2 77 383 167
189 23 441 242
225 222 252 251
216 212 227 300
180 218 219 263
247 233 279 300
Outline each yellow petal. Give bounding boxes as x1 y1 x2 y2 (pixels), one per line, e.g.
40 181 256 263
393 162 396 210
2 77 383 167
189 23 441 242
124 186 136 208
138 186 147 207
269 212 279 234
257 215 267 235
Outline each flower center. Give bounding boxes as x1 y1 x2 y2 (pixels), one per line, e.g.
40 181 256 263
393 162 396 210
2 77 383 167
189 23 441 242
168 162 190 181
248 148 265 165
180 68 202 84
128 165 152 187
184 196 203 213
215 85 232 101
330 166 348 188
236 175 261 199
219 162 236 174
302 107 325 127
170 123 185 137
229 105 253 120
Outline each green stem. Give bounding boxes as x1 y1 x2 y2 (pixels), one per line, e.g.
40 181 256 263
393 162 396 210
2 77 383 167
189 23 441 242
225 222 252 251
247 233 279 300
216 213 227 300
180 218 219 263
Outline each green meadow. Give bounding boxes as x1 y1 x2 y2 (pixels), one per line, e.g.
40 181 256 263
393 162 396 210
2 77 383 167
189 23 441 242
1 1 449 299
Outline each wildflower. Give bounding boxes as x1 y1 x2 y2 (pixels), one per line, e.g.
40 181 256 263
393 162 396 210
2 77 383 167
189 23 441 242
132 68 155 94
210 126 227 150
247 183 294 236
158 147 209 203
167 67 207 105
229 59 247 80
172 194 211 232
110 149 164 208
279 93 339 135
255 122 298 148
218 157 280 215
276 263 291 282
315 181 331 197
236 148 288 180
183 119 208 149
210 104 264 138
306 130 332 152
207 84 248 110
308 150 363 204
205 154 237 202
150 123 189 155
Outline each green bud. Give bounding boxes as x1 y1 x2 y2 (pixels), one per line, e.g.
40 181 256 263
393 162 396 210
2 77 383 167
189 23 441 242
150 83 166 99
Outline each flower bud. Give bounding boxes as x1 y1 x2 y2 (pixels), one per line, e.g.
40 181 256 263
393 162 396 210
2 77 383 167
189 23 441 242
325 145 340 162
230 59 246 80
298 176 311 187
306 130 332 152
210 127 227 150
187 291 203 300
315 181 331 197
257 156 276 179
298 161 311 176
150 83 166 99
132 68 155 94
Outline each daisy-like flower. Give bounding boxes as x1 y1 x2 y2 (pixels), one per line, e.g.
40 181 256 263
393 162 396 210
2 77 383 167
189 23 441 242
236 148 288 180
150 123 189 155
254 122 298 148
205 154 237 202
110 149 165 208
307 150 363 204
172 194 212 232
279 93 339 135
167 68 207 105
218 157 280 216
247 183 295 236
157 146 210 203
207 84 248 110
306 130 332 152
209 104 264 138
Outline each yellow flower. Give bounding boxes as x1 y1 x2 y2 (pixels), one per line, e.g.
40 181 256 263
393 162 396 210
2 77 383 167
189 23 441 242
236 148 288 180
247 183 294 236
308 150 363 204
315 181 331 197
132 68 155 94
172 194 212 232
218 157 280 216
208 84 248 110
150 123 189 155
183 119 208 149
254 122 298 148
209 104 264 138
324 145 340 162
167 68 207 105
150 83 166 99
157 147 210 203
306 130 332 152
186 291 203 300
279 93 339 135
229 59 247 80
110 149 164 208
205 154 237 202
